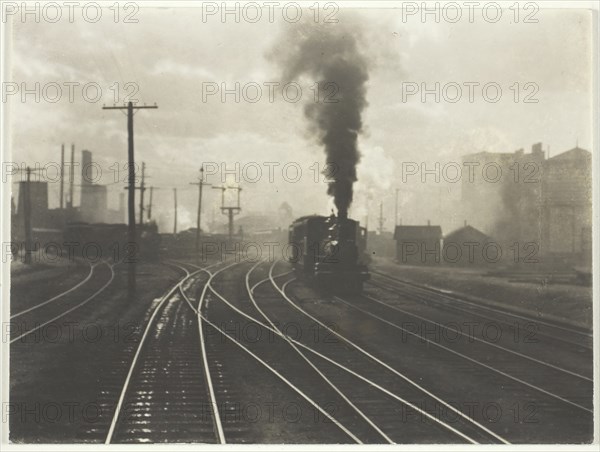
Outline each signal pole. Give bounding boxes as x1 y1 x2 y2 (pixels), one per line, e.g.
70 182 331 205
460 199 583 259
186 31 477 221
173 188 178 234
102 102 158 295
189 166 211 252
212 184 242 241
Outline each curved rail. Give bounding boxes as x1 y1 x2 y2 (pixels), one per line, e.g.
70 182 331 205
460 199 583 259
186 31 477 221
334 294 592 413
269 261 510 444
11 260 97 319
198 261 363 444
361 293 591 381
207 261 485 444
245 261 394 444
11 261 117 344
371 271 592 339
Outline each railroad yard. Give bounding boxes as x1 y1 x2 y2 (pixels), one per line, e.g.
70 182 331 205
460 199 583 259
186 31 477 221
9 254 594 444
4 5 596 447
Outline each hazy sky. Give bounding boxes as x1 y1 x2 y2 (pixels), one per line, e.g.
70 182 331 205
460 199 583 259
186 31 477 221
5 5 594 233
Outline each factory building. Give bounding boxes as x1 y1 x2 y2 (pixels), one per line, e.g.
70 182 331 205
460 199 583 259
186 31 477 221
80 150 108 223
12 149 125 248
15 181 48 227
106 193 126 223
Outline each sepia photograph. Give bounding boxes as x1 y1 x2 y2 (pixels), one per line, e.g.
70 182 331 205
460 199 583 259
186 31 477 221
0 0 598 448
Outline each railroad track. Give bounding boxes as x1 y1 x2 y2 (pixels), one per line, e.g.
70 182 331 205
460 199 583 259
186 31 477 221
195 259 507 444
363 272 593 389
368 270 592 350
333 294 593 413
10 260 117 344
10 261 96 319
198 260 370 443
262 261 513 443
104 262 224 444
273 262 593 443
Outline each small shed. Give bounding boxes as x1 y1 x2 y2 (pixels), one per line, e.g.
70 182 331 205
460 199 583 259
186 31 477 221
443 225 494 266
394 224 442 265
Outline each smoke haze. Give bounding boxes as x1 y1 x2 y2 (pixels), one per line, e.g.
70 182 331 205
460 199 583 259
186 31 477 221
272 22 369 218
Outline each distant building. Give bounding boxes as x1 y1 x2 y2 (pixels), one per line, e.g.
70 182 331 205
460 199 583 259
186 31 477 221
443 224 494 266
12 181 67 244
16 181 48 227
541 147 592 262
461 143 592 265
393 223 442 265
234 214 274 235
80 184 107 223
106 192 126 223
461 142 544 243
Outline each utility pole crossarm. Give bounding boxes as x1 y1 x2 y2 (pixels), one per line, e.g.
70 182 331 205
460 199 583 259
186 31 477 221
102 104 158 110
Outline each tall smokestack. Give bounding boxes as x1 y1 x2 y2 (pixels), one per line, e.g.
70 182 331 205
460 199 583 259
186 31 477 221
81 150 92 214
273 23 369 218
81 150 92 187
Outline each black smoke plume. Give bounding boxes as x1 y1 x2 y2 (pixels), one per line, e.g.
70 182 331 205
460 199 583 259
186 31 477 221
274 23 369 219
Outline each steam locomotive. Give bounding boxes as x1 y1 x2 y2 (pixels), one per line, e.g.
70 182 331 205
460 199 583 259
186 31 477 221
288 213 370 292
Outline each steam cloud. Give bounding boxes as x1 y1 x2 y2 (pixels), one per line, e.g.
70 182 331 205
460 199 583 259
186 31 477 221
274 23 369 218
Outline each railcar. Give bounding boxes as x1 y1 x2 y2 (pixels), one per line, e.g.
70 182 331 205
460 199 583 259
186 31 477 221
63 222 160 262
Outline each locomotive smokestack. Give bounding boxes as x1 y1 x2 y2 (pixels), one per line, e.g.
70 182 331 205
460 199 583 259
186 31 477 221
272 22 369 216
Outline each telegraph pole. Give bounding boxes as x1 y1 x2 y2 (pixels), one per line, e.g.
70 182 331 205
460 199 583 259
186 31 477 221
190 166 211 252
102 102 158 295
147 186 153 220
68 143 75 211
23 167 33 264
59 144 64 210
395 188 399 227
173 188 178 234
138 162 146 226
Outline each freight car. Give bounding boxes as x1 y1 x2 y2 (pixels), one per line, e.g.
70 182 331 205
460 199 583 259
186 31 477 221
64 222 160 262
288 213 370 292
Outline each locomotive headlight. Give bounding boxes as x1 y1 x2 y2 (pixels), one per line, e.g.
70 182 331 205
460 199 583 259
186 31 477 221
323 240 339 257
